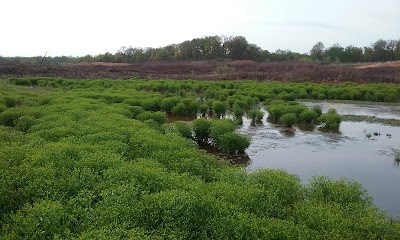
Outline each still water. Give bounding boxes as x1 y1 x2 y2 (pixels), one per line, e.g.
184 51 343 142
238 104 400 218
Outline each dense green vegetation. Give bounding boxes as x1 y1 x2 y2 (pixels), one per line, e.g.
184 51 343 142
1 36 399 64
1 78 400 239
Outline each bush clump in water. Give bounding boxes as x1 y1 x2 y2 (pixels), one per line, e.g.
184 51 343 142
318 109 341 129
192 118 211 142
280 113 297 127
248 109 264 124
218 132 251 153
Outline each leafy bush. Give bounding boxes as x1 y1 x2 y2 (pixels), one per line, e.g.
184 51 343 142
198 104 208 116
218 132 251 153
212 100 226 118
248 109 264 123
299 109 319 123
3 96 20 108
14 115 37 132
280 113 297 127
318 109 341 129
160 96 181 113
128 106 145 118
210 120 236 147
192 118 211 142
312 105 323 117
136 111 167 124
173 121 193 139
232 104 244 123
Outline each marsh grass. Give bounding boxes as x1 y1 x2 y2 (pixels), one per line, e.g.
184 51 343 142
0 78 399 239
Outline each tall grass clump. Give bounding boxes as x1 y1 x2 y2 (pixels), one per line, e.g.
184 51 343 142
318 109 341 129
192 118 211 142
280 113 297 127
211 100 227 119
248 109 264 124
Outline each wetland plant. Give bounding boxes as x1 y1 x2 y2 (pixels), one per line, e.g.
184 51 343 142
218 132 251 153
192 118 211 142
395 151 400 162
212 100 227 119
231 104 245 124
248 109 264 124
299 109 319 123
318 109 341 130
280 113 298 127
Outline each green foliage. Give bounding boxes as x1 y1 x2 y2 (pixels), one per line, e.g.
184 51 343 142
14 115 37 132
136 111 167 124
3 96 21 107
318 109 341 129
192 118 211 142
232 104 244 123
198 104 208 116
306 176 371 206
280 113 297 127
313 105 323 117
248 109 264 123
218 132 251 153
212 100 227 118
173 121 193 139
299 109 319 123
210 120 236 147
0 79 399 239
161 96 181 113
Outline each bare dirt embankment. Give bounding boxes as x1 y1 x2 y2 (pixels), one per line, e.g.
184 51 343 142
1 61 399 83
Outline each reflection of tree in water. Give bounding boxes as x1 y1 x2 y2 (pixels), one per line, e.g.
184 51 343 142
280 129 295 137
394 152 400 168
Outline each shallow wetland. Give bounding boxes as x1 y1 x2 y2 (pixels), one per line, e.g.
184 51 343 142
236 103 400 217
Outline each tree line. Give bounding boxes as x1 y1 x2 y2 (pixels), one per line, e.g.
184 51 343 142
1 35 400 65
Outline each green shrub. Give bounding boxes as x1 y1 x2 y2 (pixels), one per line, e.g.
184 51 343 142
160 97 181 113
140 98 161 111
217 132 251 153
280 113 297 127
4 96 20 108
248 109 264 123
14 115 37 132
267 105 284 120
128 106 145 118
210 120 236 148
318 109 341 129
312 106 322 117
250 169 303 215
306 176 372 206
0 109 27 127
173 121 193 139
198 104 208 116
136 111 167 124
299 109 319 123
192 118 211 142
171 102 186 116
232 104 244 123
212 100 226 118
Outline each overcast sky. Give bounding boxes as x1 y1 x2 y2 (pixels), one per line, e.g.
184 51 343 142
1 0 399 57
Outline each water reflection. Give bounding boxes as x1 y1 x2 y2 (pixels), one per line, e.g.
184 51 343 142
280 128 296 137
301 101 400 120
198 142 251 166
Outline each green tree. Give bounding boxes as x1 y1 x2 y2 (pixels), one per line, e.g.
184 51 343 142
310 42 325 61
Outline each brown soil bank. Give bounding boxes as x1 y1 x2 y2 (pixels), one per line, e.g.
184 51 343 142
1 61 399 83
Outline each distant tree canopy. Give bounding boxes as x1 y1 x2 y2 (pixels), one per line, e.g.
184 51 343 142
1 36 399 65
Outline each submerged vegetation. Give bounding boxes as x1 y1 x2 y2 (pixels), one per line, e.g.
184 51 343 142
0 78 400 239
